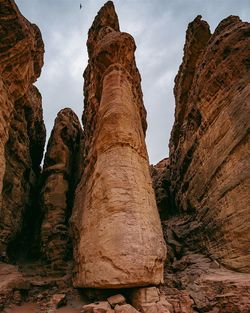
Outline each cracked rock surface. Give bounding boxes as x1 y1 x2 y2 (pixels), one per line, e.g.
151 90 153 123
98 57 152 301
71 1 166 288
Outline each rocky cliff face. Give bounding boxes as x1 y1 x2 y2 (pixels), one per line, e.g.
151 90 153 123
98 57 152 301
0 0 45 258
41 108 83 272
168 15 250 273
150 14 250 313
71 1 166 288
1 86 45 260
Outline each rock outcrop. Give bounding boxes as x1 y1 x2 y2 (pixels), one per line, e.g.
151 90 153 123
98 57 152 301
71 1 166 288
2 86 45 260
149 14 250 313
161 218 250 313
41 108 83 271
0 0 45 258
168 15 250 273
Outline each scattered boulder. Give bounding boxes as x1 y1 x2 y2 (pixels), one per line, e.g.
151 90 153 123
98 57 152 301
107 294 126 308
12 291 22 305
50 293 66 308
131 287 160 310
82 301 111 313
114 304 140 313
130 287 172 313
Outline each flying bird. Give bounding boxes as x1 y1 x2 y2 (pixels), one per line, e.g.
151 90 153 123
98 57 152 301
80 3 82 9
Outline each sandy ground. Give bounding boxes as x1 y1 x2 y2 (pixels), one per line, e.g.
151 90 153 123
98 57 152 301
1 262 85 313
3 303 82 313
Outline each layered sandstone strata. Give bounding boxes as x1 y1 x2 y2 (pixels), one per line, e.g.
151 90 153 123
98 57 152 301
41 108 83 270
1 86 45 259
160 217 250 313
71 1 166 288
0 0 45 257
169 15 250 272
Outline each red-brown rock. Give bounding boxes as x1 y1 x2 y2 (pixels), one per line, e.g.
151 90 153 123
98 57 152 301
0 263 30 310
107 294 126 308
150 15 250 313
71 1 166 288
1 85 45 260
130 287 172 313
114 304 140 313
0 0 45 258
150 158 173 218
0 0 43 199
169 15 250 273
41 108 83 270
83 301 112 313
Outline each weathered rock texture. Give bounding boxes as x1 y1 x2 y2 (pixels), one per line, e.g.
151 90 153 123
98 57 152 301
169 15 250 273
150 14 250 313
71 1 166 288
1 0 249 311
0 0 45 258
41 108 83 270
150 158 173 219
0 263 30 310
161 218 250 313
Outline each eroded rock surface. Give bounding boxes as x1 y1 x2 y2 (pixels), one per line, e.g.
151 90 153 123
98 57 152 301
169 15 250 272
150 158 173 218
1 1 249 312
0 263 30 310
150 15 250 313
2 85 45 260
0 0 45 258
130 287 172 313
160 217 250 313
41 108 83 271
71 1 166 288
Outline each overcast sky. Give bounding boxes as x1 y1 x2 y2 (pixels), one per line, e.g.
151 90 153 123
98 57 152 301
15 0 250 164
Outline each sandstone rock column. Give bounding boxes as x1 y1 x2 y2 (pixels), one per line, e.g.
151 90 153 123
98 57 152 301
71 1 166 288
41 108 83 271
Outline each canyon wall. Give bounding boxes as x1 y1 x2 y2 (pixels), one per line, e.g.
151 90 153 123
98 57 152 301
167 15 250 272
71 1 166 288
0 0 45 258
149 16 250 312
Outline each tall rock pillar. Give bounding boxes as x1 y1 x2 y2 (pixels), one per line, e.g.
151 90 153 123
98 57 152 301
40 108 83 272
71 1 166 288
